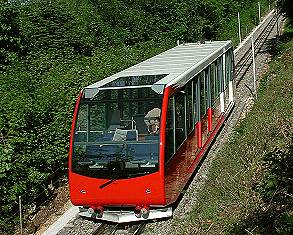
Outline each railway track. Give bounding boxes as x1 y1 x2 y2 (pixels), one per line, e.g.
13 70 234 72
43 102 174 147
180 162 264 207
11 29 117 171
91 223 117 235
92 223 146 235
234 11 281 87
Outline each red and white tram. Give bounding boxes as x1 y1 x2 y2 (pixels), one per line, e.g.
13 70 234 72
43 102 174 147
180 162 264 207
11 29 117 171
69 41 235 223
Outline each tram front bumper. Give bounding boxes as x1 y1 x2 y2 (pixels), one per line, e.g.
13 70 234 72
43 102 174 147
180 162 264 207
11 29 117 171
79 206 172 223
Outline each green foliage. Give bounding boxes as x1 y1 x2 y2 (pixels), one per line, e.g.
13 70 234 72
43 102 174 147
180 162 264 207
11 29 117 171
0 1 25 70
0 0 271 233
278 0 293 23
18 0 106 56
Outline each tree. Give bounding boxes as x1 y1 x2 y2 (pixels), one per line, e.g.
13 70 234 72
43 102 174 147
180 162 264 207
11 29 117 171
277 0 293 23
0 1 24 70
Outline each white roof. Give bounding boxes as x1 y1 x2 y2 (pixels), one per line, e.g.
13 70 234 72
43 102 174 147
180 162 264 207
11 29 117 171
85 41 232 98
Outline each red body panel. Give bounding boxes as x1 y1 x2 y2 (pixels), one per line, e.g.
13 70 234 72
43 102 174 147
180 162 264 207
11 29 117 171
69 172 165 206
208 107 213 132
164 113 226 205
196 121 202 148
165 99 225 205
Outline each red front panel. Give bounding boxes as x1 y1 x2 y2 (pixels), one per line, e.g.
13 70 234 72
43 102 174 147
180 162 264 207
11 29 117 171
69 172 165 206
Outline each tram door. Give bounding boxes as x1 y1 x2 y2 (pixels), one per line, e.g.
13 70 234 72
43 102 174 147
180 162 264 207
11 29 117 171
193 70 208 149
196 63 220 149
200 69 210 147
211 60 221 130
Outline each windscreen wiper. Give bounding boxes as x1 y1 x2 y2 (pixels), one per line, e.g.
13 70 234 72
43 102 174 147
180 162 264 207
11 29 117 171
99 175 121 189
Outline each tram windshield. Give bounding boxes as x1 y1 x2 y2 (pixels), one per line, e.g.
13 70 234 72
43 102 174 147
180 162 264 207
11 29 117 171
72 88 163 179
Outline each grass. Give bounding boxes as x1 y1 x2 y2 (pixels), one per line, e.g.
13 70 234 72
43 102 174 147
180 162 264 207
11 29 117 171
178 23 293 234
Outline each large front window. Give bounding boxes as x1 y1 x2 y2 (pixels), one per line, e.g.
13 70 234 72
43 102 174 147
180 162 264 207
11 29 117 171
72 88 163 179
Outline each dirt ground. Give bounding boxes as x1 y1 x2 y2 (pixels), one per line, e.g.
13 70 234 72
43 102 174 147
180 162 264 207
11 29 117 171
22 184 72 235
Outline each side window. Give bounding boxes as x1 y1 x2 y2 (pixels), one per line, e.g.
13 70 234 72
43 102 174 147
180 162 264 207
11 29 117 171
175 92 185 150
75 103 88 142
206 67 211 109
225 51 231 89
193 77 199 124
229 49 234 81
199 71 207 117
89 103 105 141
165 97 174 163
216 57 223 96
210 63 216 105
185 81 193 135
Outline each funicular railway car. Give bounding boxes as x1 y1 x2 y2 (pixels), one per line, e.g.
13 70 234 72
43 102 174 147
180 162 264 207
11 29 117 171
69 41 235 223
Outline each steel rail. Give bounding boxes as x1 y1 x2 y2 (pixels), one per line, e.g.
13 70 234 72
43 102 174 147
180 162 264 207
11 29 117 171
92 223 118 235
127 223 146 235
92 222 146 235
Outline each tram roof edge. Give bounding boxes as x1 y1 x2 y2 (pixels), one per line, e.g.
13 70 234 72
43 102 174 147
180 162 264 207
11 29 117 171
84 41 233 96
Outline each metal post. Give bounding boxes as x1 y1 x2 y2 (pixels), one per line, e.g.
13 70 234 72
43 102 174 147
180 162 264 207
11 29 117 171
251 36 257 97
238 12 241 43
258 2 261 23
19 196 23 235
269 0 271 11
